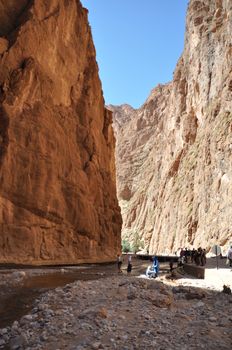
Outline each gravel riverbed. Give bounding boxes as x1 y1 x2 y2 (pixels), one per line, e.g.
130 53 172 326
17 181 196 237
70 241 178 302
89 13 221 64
0 268 231 350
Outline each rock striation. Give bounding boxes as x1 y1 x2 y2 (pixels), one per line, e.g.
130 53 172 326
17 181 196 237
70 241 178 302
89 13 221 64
0 0 122 264
110 0 232 254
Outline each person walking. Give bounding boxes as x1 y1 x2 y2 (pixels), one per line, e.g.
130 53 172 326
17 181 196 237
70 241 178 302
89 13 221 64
127 255 132 274
117 254 123 273
169 259 174 272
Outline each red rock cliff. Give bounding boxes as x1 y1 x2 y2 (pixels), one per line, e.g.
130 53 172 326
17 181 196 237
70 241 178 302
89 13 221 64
111 0 232 254
0 0 122 264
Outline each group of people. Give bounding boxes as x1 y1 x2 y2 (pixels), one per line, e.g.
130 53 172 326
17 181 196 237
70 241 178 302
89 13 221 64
117 254 160 278
179 245 232 267
179 247 206 266
146 256 159 278
116 245 232 278
117 254 132 274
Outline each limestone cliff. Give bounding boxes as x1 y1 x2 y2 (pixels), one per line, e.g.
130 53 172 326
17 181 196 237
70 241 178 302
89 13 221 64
111 0 232 254
0 0 122 264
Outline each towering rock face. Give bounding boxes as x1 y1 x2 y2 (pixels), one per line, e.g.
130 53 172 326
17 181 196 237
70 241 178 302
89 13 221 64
111 0 232 254
0 0 122 264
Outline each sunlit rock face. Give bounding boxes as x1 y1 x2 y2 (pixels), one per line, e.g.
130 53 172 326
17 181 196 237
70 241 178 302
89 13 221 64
110 0 232 254
0 0 122 264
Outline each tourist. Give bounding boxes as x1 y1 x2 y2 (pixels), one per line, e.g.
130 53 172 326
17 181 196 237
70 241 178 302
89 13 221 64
180 248 184 259
200 249 207 266
146 256 159 278
195 248 201 266
227 245 232 267
169 259 174 272
117 254 123 273
179 248 185 266
191 248 196 263
184 248 188 263
127 255 132 274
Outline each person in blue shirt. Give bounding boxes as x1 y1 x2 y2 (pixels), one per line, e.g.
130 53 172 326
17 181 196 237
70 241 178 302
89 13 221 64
146 256 159 278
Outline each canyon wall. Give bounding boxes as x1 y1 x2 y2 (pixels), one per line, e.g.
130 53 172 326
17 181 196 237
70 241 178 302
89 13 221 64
111 0 232 254
0 0 122 264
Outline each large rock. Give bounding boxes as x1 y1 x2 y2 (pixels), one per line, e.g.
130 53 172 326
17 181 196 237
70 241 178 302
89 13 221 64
0 0 122 264
110 0 232 254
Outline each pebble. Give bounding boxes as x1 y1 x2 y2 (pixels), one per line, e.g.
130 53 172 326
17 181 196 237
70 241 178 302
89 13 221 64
209 317 217 322
0 340 5 347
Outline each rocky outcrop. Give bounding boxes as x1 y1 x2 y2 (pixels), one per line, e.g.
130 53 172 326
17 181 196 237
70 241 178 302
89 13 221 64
0 0 122 264
111 0 232 254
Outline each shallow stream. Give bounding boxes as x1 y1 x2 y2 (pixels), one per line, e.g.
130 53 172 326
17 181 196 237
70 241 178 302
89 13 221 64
0 258 157 330
0 264 116 329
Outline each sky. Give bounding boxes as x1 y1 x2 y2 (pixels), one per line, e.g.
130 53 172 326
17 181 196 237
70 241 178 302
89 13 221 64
81 0 189 109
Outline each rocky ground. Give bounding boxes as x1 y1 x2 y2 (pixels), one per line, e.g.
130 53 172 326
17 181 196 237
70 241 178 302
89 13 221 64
0 259 231 350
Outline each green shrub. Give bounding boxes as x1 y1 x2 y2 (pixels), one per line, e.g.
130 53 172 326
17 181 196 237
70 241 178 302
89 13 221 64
122 239 131 253
131 231 144 253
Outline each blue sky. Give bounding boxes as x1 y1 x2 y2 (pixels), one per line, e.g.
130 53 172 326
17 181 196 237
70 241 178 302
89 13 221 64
81 0 189 108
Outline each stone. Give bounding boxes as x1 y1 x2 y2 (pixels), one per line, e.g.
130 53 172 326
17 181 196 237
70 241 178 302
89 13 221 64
0 0 122 265
0 339 5 346
0 328 8 335
91 342 102 350
97 307 108 319
9 335 27 349
151 294 173 308
110 0 232 254
11 271 26 279
185 291 206 300
193 301 205 308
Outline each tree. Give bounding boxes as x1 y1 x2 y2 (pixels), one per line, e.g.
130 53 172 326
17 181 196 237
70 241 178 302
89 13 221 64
131 231 144 254
122 239 131 253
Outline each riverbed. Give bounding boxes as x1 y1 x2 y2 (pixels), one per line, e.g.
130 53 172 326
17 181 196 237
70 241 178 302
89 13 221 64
0 258 231 350
0 258 152 329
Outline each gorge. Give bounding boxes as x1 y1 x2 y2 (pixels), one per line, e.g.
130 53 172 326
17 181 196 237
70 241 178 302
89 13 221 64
0 0 231 264
0 2 232 349
111 0 232 254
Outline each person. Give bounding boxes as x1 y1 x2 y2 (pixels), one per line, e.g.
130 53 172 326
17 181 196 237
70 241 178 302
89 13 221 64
191 248 196 263
227 245 232 267
184 248 189 263
178 248 184 266
223 285 231 294
126 254 132 274
200 249 207 266
180 248 184 259
146 256 159 278
195 248 201 266
169 259 174 272
117 254 123 273
152 256 159 277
